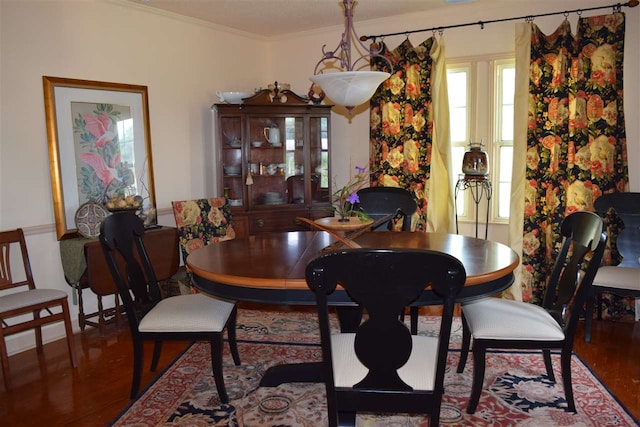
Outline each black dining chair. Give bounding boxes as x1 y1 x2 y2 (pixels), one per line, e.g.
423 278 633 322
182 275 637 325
355 187 417 231
99 212 241 400
584 192 640 342
456 210 607 414
306 248 466 426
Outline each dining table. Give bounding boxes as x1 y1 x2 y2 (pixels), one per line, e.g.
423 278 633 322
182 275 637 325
186 230 520 387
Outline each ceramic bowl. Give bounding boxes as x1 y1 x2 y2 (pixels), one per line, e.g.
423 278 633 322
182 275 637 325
251 141 263 148
217 91 253 104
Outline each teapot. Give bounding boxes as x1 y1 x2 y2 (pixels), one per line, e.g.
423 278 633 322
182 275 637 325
263 125 281 146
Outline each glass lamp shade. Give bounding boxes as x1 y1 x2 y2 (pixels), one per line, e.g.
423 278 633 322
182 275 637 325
309 71 390 109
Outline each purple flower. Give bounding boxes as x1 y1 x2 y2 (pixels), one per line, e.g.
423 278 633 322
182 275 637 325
346 193 359 204
355 166 366 174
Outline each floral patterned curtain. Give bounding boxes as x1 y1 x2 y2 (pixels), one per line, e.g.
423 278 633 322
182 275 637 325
520 14 629 313
370 37 453 232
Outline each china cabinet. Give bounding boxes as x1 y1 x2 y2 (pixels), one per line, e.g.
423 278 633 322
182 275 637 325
213 87 332 237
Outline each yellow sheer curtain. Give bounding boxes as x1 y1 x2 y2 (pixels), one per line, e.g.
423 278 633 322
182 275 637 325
506 22 532 302
427 36 455 232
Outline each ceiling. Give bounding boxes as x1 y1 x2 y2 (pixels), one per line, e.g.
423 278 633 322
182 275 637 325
122 0 546 38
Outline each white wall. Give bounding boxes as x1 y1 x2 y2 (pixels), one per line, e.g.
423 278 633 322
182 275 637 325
0 0 638 354
0 0 267 354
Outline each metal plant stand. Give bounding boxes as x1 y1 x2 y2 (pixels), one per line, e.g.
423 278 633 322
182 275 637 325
455 175 492 239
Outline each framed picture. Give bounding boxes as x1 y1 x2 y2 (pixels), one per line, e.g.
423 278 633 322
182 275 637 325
43 76 156 240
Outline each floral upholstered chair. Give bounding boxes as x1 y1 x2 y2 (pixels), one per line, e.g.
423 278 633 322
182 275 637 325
171 198 236 264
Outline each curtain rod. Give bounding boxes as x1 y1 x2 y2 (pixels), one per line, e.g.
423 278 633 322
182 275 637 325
360 0 639 41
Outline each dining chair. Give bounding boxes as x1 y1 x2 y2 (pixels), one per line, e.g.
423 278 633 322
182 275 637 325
287 174 320 204
355 187 417 231
0 228 77 389
456 210 607 414
99 212 241 400
171 197 236 264
306 248 466 427
584 192 640 342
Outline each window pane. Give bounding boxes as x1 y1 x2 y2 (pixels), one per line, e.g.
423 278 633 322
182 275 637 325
502 68 515 103
450 108 467 142
499 146 513 181
498 182 511 217
501 105 514 141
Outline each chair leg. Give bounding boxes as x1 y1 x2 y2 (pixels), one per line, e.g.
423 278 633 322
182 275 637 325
33 309 43 353
97 295 105 336
542 350 555 382
61 299 77 367
467 342 486 414
596 292 603 320
561 349 576 412
77 285 86 331
584 293 595 343
457 313 471 373
0 330 11 390
227 306 241 366
130 339 143 399
210 335 229 404
150 341 163 371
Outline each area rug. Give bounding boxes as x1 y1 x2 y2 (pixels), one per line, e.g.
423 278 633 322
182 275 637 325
111 308 638 426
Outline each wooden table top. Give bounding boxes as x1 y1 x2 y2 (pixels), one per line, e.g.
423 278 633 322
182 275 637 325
187 231 519 304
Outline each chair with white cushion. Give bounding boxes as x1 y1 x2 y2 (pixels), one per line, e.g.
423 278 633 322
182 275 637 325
584 192 640 342
100 212 240 400
456 211 606 414
306 248 466 426
0 228 77 389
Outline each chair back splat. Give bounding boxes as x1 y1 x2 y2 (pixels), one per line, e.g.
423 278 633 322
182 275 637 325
457 210 607 414
306 248 466 426
100 212 240 400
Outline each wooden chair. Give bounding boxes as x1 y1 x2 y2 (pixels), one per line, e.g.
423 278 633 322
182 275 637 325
306 248 466 426
584 192 640 342
0 228 77 389
457 211 607 413
99 213 240 400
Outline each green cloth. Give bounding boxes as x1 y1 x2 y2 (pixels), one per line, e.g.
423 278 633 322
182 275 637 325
59 236 95 285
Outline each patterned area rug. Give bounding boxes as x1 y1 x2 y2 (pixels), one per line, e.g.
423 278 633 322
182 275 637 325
111 307 638 426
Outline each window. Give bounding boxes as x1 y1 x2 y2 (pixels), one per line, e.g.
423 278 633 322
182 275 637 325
447 56 515 223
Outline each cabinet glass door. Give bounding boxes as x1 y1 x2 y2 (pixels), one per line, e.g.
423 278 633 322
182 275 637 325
309 116 330 205
247 115 304 207
220 114 243 206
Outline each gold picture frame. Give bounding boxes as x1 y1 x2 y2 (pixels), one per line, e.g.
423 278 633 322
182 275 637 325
43 76 156 240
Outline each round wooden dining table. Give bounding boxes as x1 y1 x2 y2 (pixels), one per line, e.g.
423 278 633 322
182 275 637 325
187 230 519 306
187 231 519 386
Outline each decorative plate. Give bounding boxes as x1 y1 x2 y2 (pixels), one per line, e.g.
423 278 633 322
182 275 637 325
74 202 109 238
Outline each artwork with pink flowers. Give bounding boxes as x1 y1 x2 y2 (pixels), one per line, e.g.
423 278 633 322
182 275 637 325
43 77 156 240
71 102 137 205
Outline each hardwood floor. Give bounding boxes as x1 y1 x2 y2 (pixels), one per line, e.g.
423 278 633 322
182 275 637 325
1 303 638 427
